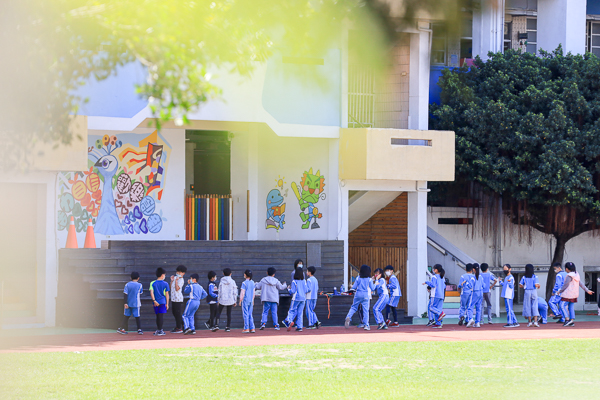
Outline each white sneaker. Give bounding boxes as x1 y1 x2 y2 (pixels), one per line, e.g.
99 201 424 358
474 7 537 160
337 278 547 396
473 323 481 328
466 319 475 328
487 320 493 324
527 322 533 328
533 322 539 328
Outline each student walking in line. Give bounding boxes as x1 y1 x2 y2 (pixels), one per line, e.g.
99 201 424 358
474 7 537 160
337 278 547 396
169 265 187 333
423 264 446 329
384 265 402 327
372 268 390 330
549 262 567 323
182 273 208 335
291 259 305 283
239 269 256 333
345 265 376 331
305 266 321 329
457 263 475 326
500 264 519 328
466 263 484 328
150 267 170 336
519 264 541 328
117 271 143 335
216 268 237 332
256 267 287 330
282 267 308 332
205 271 219 330
557 262 594 327
480 263 497 324
537 297 549 324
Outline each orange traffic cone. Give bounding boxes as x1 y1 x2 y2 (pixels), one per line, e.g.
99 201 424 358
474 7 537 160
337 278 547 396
65 216 78 248
84 218 96 249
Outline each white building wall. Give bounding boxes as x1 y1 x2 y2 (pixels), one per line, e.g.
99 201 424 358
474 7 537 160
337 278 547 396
537 0 586 54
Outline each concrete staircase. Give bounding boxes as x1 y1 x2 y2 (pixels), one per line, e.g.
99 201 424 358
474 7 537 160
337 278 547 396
58 240 352 330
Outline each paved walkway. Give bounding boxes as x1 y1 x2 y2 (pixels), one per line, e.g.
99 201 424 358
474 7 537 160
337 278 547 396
1 321 598 354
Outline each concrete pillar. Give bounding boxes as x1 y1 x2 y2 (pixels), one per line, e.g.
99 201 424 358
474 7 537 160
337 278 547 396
407 182 428 317
537 0 586 54
340 183 350 288
472 0 505 59
328 138 340 241
409 29 430 130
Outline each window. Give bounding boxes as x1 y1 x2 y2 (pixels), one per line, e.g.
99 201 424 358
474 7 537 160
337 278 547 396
526 18 537 54
587 21 600 57
431 24 447 65
460 17 473 61
504 22 512 52
391 138 432 146
438 218 473 225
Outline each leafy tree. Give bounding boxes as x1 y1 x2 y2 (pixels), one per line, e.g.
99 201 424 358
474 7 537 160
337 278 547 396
430 47 600 298
2 0 484 170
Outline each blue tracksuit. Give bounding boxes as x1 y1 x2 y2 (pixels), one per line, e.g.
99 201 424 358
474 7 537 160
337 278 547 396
501 275 518 325
425 274 446 325
470 275 484 324
241 279 256 330
458 273 475 320
182 282 208 330
285 279 308 329
347 277 376 327
385 275 401 322
305 276 319 326
538 297 548 324
481 271 496 322
373 278 389 324
549 271 567 321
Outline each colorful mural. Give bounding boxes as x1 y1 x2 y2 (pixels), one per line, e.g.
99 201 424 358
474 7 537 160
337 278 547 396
291 168 325 230
57 131 170 235
266 175 287 230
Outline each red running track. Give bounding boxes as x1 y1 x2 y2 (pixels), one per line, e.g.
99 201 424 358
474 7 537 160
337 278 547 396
1 322 598 354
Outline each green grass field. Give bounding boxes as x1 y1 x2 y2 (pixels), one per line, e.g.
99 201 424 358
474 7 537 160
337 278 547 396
1 339 598 400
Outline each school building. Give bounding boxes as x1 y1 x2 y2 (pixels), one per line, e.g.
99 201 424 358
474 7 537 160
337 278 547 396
0 14 456 329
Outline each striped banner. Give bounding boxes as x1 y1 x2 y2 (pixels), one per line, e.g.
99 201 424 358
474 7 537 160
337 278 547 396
186 195 232 240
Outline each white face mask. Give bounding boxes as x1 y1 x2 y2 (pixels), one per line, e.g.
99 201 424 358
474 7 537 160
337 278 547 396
298 264 303 268
385 270 392 276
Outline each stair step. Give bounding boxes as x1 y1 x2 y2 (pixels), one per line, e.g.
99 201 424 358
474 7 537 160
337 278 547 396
76 266 125 274
442 303 460 309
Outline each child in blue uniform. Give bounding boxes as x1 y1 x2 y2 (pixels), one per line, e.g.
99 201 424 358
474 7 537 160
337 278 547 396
384 265 402 327
458 264 475 326
500 264 519 328
282 268 308 332
345 265 376 330
549 262 567 323
372 268 390 330
205 271 219 330
480 263 497 324
182 273 208 335
537 297 549 324
117 271 143 335
467 263 484 328
519 264 540 327
424 264 446 328
239 269 256 333
305 266 321 329
150 267 170 336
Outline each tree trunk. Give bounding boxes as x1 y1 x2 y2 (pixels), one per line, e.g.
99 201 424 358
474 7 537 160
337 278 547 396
545 235 567 299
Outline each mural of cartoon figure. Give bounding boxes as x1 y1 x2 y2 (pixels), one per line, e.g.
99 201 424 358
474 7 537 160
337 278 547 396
266 189 286 230
57 131 171 240
291 168 325 230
